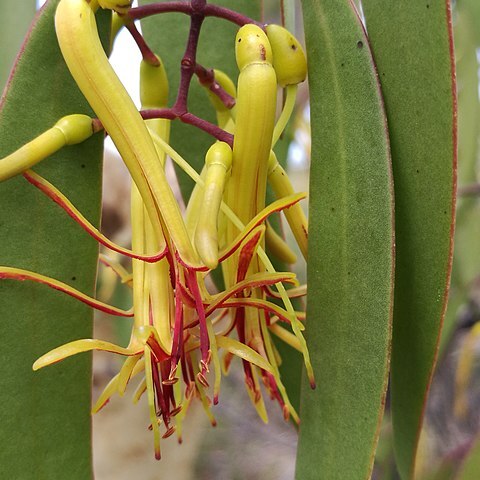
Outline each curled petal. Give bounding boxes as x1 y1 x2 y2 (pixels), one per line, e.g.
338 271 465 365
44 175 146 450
216 298 296 326
133 377 147 404
265 221 297 264
24 170 168 263
33 339 143 370
135 325 170 361
206 272 297 316
99 254 133 285
0 267 133 317
92 374 120 414
218 193 306 262
117 354 143 396
264 283 306 299
215 335 274 374
269 324 302 352
236 225 265 282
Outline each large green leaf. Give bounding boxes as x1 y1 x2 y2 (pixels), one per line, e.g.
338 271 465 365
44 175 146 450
139 0 260 201
0 0 37 90
0 1 108 477
361 2 457 478
296 1 394 478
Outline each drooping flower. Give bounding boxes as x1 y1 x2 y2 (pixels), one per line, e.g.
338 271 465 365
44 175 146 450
0 0 314 460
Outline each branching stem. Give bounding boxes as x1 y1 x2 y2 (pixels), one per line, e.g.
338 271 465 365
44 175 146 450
120 1 241 144
127 2 262 28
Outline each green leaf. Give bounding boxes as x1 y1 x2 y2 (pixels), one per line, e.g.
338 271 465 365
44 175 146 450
440 0 480 354
281 0 296 33
296 1 394 479
0 0 37 90
0 1 109 477
361 2 457 478
139 0 260 202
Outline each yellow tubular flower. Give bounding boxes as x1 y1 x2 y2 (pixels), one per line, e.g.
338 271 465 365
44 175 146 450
97 0 132 15
0 1 318 457
265 221 297 265
223 23 276 293
219 24 289 416
268 151 308 259
266 24 307 147
190 70 236 251
204 69 237 127
227 24 276 225
0 114 95 182
110 12 128 48
195 141 233 269
265 24 307 88
140 54 173 351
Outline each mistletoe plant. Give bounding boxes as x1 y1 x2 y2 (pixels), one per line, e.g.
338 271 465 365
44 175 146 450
0 0 459 479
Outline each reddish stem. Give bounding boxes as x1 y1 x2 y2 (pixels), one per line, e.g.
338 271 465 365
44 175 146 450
127 2 262 28
120 1 241 145
126 22 160 66
172 12 204 115
141 108 233 145
195 63 236 109
95 109 232 146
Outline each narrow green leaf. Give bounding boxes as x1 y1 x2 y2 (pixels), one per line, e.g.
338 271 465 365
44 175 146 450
139 0 260 201
0 1 109 477
281 0 296 33
296 1 394 479
441 0 480 354
361 2 457 478
0 0 37 90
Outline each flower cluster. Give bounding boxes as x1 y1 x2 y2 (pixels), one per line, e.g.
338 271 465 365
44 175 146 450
0 0 314 459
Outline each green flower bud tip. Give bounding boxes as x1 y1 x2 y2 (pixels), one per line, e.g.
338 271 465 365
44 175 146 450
235 24 273 70
266 24 307 87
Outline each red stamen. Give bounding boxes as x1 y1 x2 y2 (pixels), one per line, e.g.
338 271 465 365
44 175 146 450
151 357 170 426
180 353 190 386
186 269 209 369
196 371 209 388
186 355 196 386
162 426 176 439
145 333 170 362
170 405 182 417
185 380 196 399
234 308 256 394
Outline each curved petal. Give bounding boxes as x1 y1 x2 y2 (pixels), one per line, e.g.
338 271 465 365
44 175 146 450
215 335 274 374
33 339 142 370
